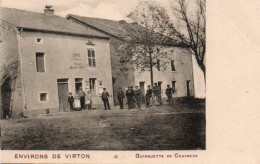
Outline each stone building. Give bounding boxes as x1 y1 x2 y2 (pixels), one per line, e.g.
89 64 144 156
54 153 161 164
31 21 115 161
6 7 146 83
0 7 113 117
66 14 195 100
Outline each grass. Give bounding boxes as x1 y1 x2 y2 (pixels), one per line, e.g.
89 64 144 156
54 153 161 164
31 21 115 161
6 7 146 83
1 101 205 150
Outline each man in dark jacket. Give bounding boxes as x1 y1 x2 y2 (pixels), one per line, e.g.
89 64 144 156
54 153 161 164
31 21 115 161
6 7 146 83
165 85 175 106
68 92 74 111
117 87 125 109
102 88 111 110
126 86 134 109
146 85 152 108
78 87 86 109
134 86 142 110
154 83 162 105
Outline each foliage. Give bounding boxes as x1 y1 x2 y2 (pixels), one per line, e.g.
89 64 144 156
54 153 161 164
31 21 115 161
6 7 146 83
168 0 206 80
112 2 175 73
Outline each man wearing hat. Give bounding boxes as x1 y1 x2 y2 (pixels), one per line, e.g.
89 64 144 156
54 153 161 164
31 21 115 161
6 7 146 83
134 86 142 110
101 88 111 110
154 83 162 105
146 85 152 107
78 87 86 109
117 87 125 109
165 84 175 106
126 86 134 109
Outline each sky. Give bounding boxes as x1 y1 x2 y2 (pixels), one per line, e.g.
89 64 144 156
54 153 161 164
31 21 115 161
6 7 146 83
0 0 171 20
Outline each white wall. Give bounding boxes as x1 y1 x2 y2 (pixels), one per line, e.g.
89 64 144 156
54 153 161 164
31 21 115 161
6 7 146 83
192 55 206 98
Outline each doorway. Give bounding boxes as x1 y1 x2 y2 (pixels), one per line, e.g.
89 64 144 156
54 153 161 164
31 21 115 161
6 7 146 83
139 82 145 103
1 76 12 119
186 80 190 97
57 79 69 111
75 78 83 93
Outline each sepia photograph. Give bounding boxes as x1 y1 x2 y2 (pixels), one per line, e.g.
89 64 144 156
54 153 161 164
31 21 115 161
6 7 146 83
0 0 206 151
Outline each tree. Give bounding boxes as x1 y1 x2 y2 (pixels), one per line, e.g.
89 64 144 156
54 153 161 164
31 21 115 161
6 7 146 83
0 61 18 119
113 2 173 105
168 0 206 82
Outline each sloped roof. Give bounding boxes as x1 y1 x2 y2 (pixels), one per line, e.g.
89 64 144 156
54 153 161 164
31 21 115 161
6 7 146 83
67 14 125 37
67 14 185 47
0 8 108 38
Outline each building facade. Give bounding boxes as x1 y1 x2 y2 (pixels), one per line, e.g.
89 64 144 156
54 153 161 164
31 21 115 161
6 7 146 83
0 7 113 117
67 15 195 102
134 47 195 99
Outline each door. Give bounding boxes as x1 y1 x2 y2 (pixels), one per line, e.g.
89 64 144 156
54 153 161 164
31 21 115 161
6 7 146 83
57 80 69 111
158 81 162 93
186 80 190 97
139 82 145 103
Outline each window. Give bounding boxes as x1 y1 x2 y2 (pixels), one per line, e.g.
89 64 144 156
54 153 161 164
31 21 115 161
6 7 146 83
157 59 160 71
36 37 42 44
172 81 176 90
171 60 176 71
40 93 47 101
36 52 45 72
89 78 96 94
75 78 83 93
88 49 96 68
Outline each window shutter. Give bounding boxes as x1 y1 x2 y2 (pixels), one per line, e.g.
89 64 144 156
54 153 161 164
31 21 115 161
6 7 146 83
85 81 90 92
36 53 45 72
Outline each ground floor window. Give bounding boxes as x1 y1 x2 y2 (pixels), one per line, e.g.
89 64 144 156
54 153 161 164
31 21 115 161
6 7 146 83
158 81 162 90
40 93 47 101
89 78 96 94
172 81 176 90
75 78 83 93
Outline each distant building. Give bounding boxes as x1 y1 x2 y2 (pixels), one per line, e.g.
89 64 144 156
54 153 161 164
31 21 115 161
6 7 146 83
0 7 113 117
67 14 196 100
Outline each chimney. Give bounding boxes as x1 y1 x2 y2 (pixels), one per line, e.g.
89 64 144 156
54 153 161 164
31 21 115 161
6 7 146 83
44 5 54 15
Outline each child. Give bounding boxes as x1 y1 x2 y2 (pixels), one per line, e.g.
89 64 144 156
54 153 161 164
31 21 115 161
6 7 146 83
85 91 92 110
68 92 74 111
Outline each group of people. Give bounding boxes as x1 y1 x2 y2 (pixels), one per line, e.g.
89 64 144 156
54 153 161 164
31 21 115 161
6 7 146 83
68 87 111 111
67 83 175 111
117 83 176 110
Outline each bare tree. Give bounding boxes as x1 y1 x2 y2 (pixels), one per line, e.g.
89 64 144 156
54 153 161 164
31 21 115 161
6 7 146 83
113 2 173 105
0 61 18 119
168 0 206 82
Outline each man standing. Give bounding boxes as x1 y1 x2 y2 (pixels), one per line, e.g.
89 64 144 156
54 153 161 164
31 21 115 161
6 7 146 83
154 83 162 105
146 85 152 108
165 84 175 106
134 86 142 110
102 88 111 110
78 87 86 110
68 92 74 111
126 86 134 109
117 87 125 109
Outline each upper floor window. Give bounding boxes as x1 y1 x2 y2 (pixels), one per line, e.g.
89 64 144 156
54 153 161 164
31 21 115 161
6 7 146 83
88 49 96 68
171 60 176 72
36 37 43 44
36 52 45 72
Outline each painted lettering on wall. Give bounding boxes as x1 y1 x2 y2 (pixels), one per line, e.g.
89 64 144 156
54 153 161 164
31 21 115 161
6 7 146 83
70 53 84 69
